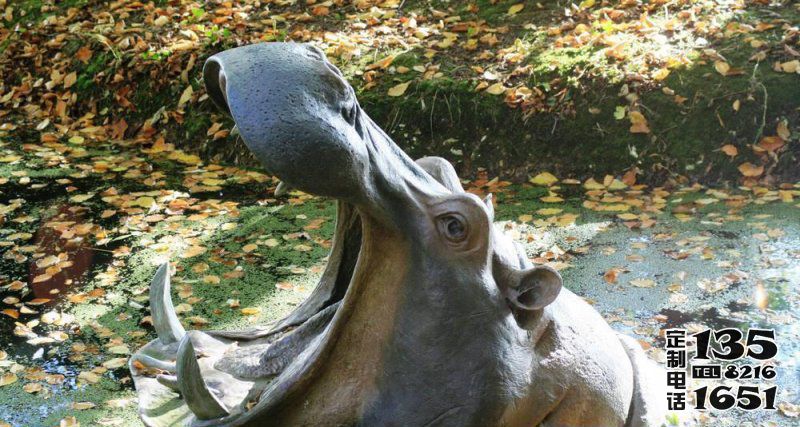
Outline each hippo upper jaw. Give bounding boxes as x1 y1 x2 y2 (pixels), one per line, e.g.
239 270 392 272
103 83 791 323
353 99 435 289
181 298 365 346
203 42 449 227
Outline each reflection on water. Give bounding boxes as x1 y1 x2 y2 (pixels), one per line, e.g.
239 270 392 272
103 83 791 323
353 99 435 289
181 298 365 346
28 205 97 304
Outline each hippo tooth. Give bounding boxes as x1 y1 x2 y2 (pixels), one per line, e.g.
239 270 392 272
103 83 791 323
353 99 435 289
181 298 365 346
483 193 495 218
230 125 239 136
177 334 230 420
130 353 176 373
156 374 180 391
149 263 186 345
275 181 291 197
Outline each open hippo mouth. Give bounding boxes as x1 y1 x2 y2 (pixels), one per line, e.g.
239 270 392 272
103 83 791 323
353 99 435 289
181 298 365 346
130 43 567 427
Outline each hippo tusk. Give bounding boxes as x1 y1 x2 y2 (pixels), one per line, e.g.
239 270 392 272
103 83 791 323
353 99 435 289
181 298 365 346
176 334 230 420
150 263 186 345
274 181 291 197
230 124 239 136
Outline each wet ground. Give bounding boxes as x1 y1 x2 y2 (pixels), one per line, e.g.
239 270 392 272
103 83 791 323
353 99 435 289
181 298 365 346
0 137 798 426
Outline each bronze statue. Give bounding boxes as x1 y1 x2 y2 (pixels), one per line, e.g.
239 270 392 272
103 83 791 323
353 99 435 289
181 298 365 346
130 43 669 427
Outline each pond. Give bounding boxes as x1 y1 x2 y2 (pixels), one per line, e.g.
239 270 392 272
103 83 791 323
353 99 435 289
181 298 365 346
0 138 798 426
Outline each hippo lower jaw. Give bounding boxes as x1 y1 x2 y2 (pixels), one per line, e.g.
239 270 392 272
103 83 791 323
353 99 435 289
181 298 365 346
131 197 396 426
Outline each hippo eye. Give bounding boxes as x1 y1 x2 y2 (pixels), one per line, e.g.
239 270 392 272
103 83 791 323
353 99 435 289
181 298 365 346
437 213 468 243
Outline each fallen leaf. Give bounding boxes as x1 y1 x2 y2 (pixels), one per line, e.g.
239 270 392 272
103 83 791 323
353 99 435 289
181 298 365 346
720 144 738 157
738 162 764 177
529 172 558 186
758 136 784 152
508 4 525 15
178 86 193 107
714 61 730 75
485 83 506 95
387 82 410 97
63 72 77 89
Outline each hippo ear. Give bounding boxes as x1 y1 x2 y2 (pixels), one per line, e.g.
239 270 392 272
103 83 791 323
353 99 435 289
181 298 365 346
505 265 562 311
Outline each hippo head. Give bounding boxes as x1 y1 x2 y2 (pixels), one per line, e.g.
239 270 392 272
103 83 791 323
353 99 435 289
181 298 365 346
130 43 564 427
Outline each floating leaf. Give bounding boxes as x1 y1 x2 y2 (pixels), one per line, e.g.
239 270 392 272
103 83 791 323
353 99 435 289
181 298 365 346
536 208 563 216
630 278 656 288
0 373 18 387
241 307 261 316
540 195 564 203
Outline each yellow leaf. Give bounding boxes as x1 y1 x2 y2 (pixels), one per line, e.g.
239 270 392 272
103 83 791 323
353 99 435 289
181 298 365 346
102 358 128 369
720 144 737 157
134 196 156 208
780 60 799 73
758 136 784 152
178 86 193 107
69 193 94 203
738 162 764 177
536 208 563 216
529 172 558 186
595 203 630 212
72 402 96 410
579 0 596 8
203 275 220 285
485 82 506 95
63 72 77 89
0 373 17 386
0 155 21 163
628 111 650 134
583 178 605 190
518 214 533 222
617 213 638 220
507 4 524 15
777 121 791 140
714 61 730 76
540 196 564 203
387 82 410 97
242 244 258 253
652 68 670 81
630 278 656 288
181 245 207 258
607 179 627 191
23 382 43 393
78 371 101 384
241 307 261 316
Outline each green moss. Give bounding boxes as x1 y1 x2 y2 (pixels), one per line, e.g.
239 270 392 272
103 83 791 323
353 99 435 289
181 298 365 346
0 375 138 426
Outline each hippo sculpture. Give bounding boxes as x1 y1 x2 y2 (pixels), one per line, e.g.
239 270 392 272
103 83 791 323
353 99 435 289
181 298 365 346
130 43 671 427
